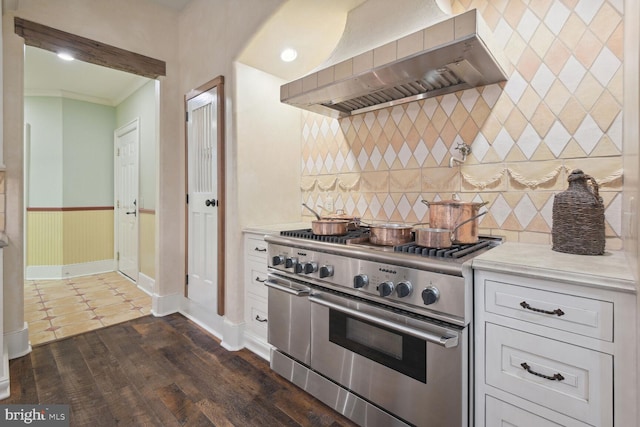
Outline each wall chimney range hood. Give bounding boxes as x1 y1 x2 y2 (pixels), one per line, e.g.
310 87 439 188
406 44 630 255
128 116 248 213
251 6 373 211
280 5 509 118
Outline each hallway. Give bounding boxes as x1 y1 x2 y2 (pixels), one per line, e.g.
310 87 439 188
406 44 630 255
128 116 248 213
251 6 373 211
25 272 151 345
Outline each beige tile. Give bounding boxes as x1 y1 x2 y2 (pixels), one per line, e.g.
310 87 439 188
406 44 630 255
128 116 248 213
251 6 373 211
507 161 565 191
30 330 57 346
101 310 145 327
25 307 49 323
50 310 96 327
43 295 85 307
55 321 104 339
45 302 90 316
93 302 137 317
389 169 421 193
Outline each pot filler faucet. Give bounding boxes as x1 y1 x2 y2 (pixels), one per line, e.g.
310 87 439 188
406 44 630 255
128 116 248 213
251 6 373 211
449 142 472 168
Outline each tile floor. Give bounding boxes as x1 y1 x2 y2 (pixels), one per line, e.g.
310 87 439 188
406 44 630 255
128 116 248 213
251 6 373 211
25 271 151 346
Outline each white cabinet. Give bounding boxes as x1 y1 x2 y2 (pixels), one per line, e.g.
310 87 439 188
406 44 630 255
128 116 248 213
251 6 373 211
473 243 636 427
243 231 270 360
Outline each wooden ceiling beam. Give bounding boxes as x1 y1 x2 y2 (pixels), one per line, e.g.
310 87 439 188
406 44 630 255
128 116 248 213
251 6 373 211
14 17 166 79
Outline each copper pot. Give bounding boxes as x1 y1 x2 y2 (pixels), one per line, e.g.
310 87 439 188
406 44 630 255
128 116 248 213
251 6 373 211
367 223 414 246
414 212 487 248
421 195 488 244
311 219 349 236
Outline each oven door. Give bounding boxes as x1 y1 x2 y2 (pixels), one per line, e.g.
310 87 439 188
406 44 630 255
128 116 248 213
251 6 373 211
265 272 311 365
310 290 467 427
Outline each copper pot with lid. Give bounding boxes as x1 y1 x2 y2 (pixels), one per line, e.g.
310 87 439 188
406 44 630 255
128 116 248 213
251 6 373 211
302 203 354 236
421 194 488 244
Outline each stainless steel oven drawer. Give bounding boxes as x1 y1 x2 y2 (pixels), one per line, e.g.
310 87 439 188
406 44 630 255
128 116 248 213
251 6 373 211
265 273 311 365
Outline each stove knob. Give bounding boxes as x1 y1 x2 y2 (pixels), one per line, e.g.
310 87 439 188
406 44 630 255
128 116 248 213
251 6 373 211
353 274 369 289
319 265 334 278
304 262 318 274
294 262 304 274
378 281 394 297
285 257 298 269
421 287 440 305
272 255 284 266
396 281 413 298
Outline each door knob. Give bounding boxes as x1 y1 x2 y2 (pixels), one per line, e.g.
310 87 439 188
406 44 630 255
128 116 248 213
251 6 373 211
205 199 217 207
126 210 136 216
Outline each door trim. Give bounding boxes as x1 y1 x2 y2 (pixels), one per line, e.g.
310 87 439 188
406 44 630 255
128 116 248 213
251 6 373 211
184 76 226 316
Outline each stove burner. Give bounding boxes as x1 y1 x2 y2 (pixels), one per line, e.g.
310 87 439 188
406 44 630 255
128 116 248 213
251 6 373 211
280 228 370 244
394 239 492 258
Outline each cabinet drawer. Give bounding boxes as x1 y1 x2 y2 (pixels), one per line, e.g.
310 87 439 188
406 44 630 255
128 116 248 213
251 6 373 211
246 236 268 260
245 259 268 299
485 323 612 426
485 280 613 341
485 396 589 427
246 294 268 338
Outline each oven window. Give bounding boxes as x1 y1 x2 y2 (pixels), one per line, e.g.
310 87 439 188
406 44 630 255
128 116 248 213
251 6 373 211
329 309 427 383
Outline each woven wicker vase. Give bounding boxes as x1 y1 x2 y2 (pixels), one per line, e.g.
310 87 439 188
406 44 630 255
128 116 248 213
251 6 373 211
552 169 605 255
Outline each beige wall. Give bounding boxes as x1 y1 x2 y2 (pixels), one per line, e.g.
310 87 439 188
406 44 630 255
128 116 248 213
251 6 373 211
300 0 624 251
139 211 155 279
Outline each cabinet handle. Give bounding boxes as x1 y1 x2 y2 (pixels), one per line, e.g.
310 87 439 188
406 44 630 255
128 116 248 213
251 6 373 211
254 247 267 252
519 301 565 316
255 277 266 283
520 362 565 381
255 315 268 323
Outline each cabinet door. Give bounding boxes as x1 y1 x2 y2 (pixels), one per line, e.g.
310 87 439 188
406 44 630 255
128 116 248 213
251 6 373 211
485 323 612 426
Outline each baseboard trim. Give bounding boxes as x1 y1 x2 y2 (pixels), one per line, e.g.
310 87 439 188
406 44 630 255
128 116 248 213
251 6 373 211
220 319 244 352
151 292 181 317
243 330 271 361
137 272 154 296
26 259 116 280
0 347 9 400
5 322 31 360
179 297 224 341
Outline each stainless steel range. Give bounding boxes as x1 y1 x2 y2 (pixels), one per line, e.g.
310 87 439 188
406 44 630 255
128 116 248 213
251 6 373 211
264 228 501 427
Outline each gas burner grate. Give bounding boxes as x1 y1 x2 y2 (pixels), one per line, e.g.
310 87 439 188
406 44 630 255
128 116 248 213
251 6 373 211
280 228 370 244
394 239 492 258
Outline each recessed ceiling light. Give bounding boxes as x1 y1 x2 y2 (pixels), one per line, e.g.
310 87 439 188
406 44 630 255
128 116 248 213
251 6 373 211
57 52 75 61
280 48 297 62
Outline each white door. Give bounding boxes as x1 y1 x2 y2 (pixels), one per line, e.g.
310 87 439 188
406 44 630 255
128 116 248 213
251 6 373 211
115 119 139 282
186 88 218 309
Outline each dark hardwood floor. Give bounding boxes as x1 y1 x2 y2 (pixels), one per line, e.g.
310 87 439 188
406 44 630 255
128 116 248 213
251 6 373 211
3 313 357 427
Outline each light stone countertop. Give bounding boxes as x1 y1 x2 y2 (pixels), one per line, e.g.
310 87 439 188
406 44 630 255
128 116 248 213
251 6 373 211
472 242 637 293
243 222 311 236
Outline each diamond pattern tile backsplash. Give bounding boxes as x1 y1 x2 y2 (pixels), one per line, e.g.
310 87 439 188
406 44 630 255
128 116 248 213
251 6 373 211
300 0 624 249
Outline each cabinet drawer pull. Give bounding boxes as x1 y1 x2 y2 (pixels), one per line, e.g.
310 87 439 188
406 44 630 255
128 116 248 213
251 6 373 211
255 276 266 283
520 362 565 381
255 315 268 323
520 301 565 316
254 247 267 252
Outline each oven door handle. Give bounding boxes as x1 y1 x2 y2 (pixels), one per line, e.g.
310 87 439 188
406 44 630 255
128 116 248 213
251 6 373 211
264 280 310 297
309 295 459 348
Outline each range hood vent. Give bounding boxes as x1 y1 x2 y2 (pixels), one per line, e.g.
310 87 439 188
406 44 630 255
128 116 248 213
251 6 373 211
281 8 509 118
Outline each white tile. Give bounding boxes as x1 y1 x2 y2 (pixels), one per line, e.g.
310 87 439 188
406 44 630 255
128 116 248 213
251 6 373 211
377 109 390 127
605 193 622 236
364 112 376 130
306 157 315 174
345 151 357 171
460 89 480 113
607 112 622 150
482 84 502 108
398 143 412 167
490 194 512 227
541 195 555 229
558 56 587 93
330 119 340 136
345 195 356 216
300 158 306 174
431 138 448 165
334 194 345 211
384 145 397 168
493 18 514 49
530 64 555 98
315 155 324 173
574 114 603 155
422 98 438 118
356 194 368 217
517 9 541 42
311 122 320 139
391 105 405 125
357 150 369 170
493 128 515 160
609 0 623 13
320 119 330 137
383 194 396 219
406 102 421 122
544 2 571 35
324 152 334 172
575 0 604 24
513 194 537 228
413 197 429 222
518 123 542 159
397 195 412 221
352 115 364 132
413 140 429 165
472 133 490 162
302 123 310 141
545 121 571 157
334 150 345 171
369 194 382 218
370 146 382 169
504 71 537 104
591 47 621 86
440 93 458 116
340 118 351 134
